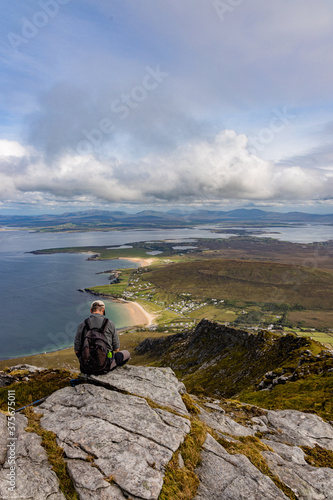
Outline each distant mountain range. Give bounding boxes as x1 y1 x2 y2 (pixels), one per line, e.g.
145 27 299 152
1 208 333 229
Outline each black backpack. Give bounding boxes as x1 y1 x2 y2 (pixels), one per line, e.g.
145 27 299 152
79 318 111 375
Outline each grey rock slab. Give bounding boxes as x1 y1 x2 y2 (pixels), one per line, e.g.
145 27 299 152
67 459 127 500
263 449 333 499
251 415 269 433
0 413 65 500
262 440 308 465
0 373 15 388
0 413 8 465
195 434 288 500
61 442 88 460
203 402 225 413
38 383 190 499
39 384 190 452
262 409 333 450
7 364 45 374
91 365 188 415
198 406 254 437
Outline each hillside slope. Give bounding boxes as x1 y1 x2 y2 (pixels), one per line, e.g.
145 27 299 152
143 259 333 309
136 319 333 420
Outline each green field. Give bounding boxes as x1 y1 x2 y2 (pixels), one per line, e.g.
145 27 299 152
141 259 333 310
188 305 238 323
33 241 333 337
291 329 333 348
87 269 134 297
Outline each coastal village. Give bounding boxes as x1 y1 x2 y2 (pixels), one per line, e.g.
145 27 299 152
88 260 333 348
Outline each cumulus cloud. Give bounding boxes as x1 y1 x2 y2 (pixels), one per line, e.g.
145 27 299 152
1 131 332 207
2 0 333 213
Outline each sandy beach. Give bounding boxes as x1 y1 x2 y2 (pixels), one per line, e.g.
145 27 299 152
117 257 155 267
112 257 158 326
119 299 157 327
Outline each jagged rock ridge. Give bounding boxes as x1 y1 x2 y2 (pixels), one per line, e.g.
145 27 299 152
136 319 333 397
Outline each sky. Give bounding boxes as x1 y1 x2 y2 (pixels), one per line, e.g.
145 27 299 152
1 0 333 215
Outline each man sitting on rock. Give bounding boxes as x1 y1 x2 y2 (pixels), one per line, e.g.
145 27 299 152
74 300 130 375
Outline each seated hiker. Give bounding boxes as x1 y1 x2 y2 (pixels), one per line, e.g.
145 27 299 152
74 300 130 375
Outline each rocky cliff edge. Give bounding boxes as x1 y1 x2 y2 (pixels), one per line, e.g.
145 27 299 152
0 364 333 499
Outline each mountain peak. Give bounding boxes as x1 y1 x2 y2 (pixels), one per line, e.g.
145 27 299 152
1 354 332 499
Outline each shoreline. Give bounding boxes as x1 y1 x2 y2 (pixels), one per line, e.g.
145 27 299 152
0 255 158 364
0 299 157 365
117 298 157 327
114 256 155 267
87 255 157 327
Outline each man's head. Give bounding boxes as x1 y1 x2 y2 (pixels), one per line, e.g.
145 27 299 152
90 300 106 315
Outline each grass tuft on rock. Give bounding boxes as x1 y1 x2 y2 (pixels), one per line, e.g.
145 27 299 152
182 393 200 415
301 444 333 468
217 435 297 500
24 406 78 499
0 369 72 412
159 419 207 500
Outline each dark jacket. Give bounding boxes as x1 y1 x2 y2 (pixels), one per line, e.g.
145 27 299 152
74 313 120 356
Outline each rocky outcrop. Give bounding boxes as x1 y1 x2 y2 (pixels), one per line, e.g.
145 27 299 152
258 349 333 391
194 401 333 500
251 409 333 450
39 382 190 499
195 434 288 500
198 403 255 437
262 441 333 500
90 365 188 415
1 364 333 499
135 319 323 397
0 366 190 500
0 364 45 388
0 412 65 500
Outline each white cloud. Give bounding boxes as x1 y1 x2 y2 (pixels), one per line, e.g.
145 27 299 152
1 132 332 206
0 140 27 157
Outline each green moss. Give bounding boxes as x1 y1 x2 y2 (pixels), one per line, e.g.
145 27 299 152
159 419 207 500
181 394 200 415
217 435 297 500
25 407 78 499
301 444 333 468
0 370 72 412
240 373 333 421
7 369 30 377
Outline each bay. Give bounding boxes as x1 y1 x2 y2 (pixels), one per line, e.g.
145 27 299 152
251 224 333 243
0 224 332 360
0 252 139 360
0 227 233 360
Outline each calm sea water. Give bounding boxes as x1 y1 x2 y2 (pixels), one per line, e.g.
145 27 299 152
252 224 333 243
0 227 233 360
0 224 332 360
0 252 140 360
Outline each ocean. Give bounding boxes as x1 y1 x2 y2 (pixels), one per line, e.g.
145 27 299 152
0 224 332 360
0 226 234 360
